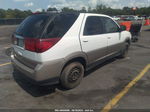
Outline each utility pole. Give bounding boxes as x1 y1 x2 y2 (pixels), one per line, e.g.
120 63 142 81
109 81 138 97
132 7 137 15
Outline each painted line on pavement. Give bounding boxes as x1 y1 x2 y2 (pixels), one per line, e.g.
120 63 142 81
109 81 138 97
101 64 150 112
0 62 11 67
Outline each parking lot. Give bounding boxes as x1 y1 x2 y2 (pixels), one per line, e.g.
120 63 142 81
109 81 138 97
0 25 150 111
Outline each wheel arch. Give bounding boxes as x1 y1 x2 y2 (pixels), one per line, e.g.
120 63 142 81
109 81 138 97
61 56 87 75
125 37 131 45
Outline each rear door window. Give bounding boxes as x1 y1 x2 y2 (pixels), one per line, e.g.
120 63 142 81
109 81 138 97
83 16 104 36
15 14 50 38
43 13 79 38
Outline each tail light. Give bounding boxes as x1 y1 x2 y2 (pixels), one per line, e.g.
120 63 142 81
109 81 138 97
25 38 61 53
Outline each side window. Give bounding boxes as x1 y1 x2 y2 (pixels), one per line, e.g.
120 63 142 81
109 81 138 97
45 14 79 38
83 16 103 36
102 17 119 33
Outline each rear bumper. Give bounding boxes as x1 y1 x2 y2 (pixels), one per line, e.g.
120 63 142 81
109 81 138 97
11 51 65 85
13 68 60 86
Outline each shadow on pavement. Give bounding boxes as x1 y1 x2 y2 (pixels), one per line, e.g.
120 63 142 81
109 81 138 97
13 71 58 97
132 44 150 49
85 58 117 77
144 29 150 31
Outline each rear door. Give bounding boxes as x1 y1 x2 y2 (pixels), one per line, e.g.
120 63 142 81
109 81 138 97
101 17 121 54
80 15 108 64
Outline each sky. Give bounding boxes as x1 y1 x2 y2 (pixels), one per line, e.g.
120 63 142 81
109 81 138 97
0 0 150 11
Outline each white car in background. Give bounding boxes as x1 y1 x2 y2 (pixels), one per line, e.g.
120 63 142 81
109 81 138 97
112 16 120 21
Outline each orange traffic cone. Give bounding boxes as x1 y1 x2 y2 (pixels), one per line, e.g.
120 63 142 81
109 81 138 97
144 19 150 26
119 21 132 31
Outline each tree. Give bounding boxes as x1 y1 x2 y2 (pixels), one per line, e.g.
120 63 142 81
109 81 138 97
122 7 132 15
5 9 15 18
80 7 86 12
0 9 6 18
42 9 46 12
61 7 77 12
88 7 92 12
47 7 57 12
0 5 150 19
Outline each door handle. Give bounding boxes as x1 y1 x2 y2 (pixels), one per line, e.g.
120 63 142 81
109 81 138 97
83 40 88 42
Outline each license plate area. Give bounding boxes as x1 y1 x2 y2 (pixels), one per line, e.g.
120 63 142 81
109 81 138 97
14 35 24 48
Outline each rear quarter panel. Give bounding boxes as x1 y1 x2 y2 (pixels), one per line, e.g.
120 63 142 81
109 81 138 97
37 13 85 62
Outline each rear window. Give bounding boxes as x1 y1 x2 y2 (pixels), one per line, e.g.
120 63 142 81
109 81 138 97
15 14 50 38
43 13 79 38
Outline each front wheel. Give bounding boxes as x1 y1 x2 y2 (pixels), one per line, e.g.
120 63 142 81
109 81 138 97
60 62 84 89
131 36 139 42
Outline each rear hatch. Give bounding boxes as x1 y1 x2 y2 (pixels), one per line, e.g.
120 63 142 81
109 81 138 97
12 13 79 62
12 13 50 50
12 14 51 68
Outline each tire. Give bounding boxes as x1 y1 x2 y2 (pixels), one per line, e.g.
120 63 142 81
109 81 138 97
131 37 136 42
60 62 84 89
119 43 129 58
132 36 138 42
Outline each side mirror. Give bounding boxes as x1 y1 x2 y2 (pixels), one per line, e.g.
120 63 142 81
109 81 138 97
120 25 126 32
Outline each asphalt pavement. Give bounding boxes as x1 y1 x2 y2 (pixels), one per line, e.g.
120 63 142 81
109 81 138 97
0 25 150 112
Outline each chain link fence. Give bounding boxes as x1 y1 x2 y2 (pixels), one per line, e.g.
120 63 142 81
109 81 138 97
0 18 24 25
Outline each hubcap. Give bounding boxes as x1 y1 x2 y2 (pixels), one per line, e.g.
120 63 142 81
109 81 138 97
68 67 81 83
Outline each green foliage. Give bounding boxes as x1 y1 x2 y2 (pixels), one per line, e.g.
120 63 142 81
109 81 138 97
0 9 6 18
0 5 149 19
47 7 57 12
61 7 87 13
80 7 86 13
93 5 150 16
0 9 32 18
61 7 78 12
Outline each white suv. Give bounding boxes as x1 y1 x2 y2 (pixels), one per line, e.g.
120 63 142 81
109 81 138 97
11 12 131 89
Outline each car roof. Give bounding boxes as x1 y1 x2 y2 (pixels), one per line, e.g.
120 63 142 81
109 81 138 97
82 13 110 17
32 12 109 17
32 12 79 16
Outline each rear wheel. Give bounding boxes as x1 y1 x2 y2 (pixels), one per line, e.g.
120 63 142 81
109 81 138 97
60 62 84 89
119 43 129 58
